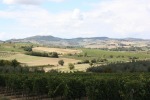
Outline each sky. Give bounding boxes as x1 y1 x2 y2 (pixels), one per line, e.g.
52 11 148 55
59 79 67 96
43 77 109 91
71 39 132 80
0 0 150 40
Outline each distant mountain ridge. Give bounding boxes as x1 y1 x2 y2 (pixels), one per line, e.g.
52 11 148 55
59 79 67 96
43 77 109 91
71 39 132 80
6 35 111 45
4 35 150 48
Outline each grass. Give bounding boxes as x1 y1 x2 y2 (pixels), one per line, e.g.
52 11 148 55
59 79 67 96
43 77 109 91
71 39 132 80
44 64 90 72
0 42 39 53
0 53 79 66
32 47 82 55
0 42 150 72
64 48 150 63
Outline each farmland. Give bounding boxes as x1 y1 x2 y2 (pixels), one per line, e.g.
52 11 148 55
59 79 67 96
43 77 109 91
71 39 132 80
0 42 150 72
0 53 79 66
0 42 39 52
0 73 150 100
1 0 150 99
0 43 87 71
0 42 150 100
64 48 150 62
32 47 82 55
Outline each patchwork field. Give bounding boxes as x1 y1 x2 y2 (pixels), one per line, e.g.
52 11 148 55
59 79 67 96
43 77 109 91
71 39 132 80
0 53 80 66
0 42 150 72
32 47 82 55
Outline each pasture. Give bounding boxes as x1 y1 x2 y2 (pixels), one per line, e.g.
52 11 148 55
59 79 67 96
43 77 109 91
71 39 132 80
32 47 82 55
44 64 90 72
0 42 150 72
64 48 150 63
0 42 39 52
0 53 79 66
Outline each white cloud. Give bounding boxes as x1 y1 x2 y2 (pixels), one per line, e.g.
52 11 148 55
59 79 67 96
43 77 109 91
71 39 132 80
0 32 6 40
72 9 84 20
87 0 150 37
0 0 150 40
2 0 65 5
48 0 64 3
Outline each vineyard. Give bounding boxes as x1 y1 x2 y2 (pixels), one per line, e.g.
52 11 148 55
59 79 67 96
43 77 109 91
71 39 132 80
0 73 150 100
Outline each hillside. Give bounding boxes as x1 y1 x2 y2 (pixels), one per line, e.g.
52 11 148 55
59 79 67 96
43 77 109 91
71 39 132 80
0 40 3 43
5 35 150 49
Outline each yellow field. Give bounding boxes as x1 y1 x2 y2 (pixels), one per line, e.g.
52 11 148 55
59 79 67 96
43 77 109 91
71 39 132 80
32 47 82 55
0 53 80 66
44 64 90 72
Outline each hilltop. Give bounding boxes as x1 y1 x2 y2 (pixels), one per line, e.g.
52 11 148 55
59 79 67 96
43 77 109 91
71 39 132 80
4 35 150 49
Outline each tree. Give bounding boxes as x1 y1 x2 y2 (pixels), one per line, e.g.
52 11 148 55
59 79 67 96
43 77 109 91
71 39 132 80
11 59 20 68
91 59 97 63
84 52 87 57
89 62 93 67
68 63 75 70
82 59 89 64
51 52 59 58
58 60 64 66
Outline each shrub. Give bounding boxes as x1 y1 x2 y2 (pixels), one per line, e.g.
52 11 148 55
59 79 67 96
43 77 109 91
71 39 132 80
82 59 89 64
26 51 59 58
68 63 75 70
58 60 64 66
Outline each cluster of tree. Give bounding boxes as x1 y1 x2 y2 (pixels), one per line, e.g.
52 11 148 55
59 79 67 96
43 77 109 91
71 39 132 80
0 73 150 100
109 47 144 51
0 66 29 73
21 46 33 52
0 59 20 68
26 51 59 58
76 52 88 57
77 58 108 64
128 56 139 60
87 60 150 73
0 59 45 73
0 59 27 73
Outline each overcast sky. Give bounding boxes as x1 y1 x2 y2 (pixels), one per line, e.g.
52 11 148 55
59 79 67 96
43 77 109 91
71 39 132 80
0 0 150 40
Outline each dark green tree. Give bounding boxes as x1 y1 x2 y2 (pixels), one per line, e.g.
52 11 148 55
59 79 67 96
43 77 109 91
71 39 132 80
68 63 75 70
58 60 64 66
11 59 20 68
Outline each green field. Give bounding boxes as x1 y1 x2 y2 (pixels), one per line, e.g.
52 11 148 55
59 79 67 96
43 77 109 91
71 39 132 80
0 42 150 72
64 48 150 62
0 42 39 52
0 42 150 99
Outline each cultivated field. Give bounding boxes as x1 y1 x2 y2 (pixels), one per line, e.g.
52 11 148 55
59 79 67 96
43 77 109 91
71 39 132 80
44 64 90 72
32 47 82 55
64 48 150 62
0 53 80 66
1 42 150 72
0 42 39 52
0 51 16 58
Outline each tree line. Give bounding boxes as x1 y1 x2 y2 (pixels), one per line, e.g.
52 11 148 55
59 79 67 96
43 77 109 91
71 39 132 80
26 51 59 58
0 59 45 73
87 60 150 73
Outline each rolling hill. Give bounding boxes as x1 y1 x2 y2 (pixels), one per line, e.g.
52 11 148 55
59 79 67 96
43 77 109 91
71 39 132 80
4 35 150 49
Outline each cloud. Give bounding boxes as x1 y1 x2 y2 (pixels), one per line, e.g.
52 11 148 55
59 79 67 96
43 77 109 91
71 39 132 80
72 9 84 20
0 32 6 40
87 0 150 37
0 0 150 40
48 0 64 3
2 0 64 5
